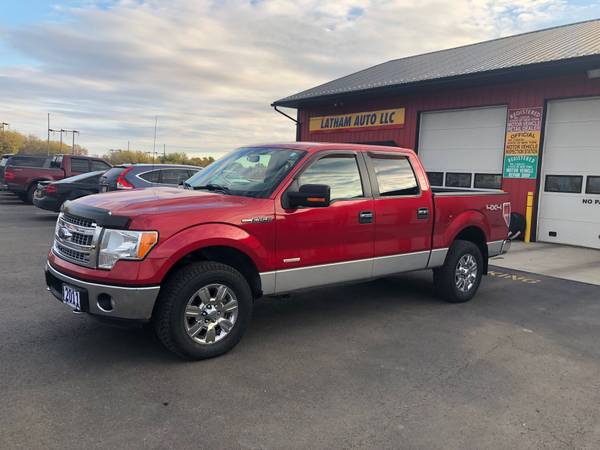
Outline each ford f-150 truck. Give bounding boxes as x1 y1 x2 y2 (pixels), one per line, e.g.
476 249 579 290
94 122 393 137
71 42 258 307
5 154 111 203
45 143 511 360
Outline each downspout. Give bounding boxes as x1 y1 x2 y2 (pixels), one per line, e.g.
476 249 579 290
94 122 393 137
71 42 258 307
272 105 301 142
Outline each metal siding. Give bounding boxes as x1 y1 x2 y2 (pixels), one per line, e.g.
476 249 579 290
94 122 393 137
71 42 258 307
276 20 600 106
299 72 600 215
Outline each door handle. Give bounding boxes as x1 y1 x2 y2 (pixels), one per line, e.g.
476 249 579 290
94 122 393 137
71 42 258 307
359 211 374 224
417 207 429 219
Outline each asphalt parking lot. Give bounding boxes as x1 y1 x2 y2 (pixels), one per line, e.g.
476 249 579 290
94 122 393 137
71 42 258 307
1 191 600 449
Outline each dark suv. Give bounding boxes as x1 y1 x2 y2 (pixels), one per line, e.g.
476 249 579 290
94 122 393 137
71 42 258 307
99 164 201 192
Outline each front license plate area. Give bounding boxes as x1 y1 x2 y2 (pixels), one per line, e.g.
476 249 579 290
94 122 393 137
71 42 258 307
62 284 83 310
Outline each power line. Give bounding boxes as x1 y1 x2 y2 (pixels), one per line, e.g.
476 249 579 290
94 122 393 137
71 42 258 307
49 128 80 154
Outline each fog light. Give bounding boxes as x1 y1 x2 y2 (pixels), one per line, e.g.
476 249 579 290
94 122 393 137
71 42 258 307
97 294 113 312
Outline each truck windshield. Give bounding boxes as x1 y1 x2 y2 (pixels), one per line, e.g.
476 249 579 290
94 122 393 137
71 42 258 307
185 147 306 198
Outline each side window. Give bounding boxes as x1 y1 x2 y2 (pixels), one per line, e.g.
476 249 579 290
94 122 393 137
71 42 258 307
585 176 600 195
298 155 363 201
371 156 419 196
50 156 63 169
91 160 111 171
70 158 90 173
446 172 472 188
139 170 161 183
545 175 582 193
160 169 191 185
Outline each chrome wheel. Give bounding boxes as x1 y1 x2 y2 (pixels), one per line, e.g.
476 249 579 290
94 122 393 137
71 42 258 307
455 254 478 293
184 283 239 345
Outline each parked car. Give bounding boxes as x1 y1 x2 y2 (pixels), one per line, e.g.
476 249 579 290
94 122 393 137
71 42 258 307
98 164 202 192
45 143 511 360
4 154 111 203
33 170 106 213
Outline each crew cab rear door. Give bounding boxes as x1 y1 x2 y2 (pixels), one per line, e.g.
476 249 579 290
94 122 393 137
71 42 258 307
364 152 434 276
274 151 374 292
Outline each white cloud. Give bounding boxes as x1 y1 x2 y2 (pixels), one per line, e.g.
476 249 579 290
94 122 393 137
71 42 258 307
0 0 594 156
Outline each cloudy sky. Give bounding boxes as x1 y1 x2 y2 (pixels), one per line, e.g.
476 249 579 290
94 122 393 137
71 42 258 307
1 1 599 157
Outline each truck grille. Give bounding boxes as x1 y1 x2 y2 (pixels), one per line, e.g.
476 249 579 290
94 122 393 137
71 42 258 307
55 243 90 264
52 213 101 268
63 213 94 228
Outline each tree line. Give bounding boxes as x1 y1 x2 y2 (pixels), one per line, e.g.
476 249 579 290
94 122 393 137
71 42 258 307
102 150 215 167
0 129 88 155
0 128 215 167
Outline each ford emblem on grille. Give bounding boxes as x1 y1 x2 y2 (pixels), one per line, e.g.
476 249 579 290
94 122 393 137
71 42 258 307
58 226 73 241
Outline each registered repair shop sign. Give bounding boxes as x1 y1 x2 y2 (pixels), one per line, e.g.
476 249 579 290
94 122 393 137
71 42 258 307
503 107 543 179
309 108 405 132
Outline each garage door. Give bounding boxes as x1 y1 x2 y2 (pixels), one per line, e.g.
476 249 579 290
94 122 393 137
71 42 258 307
418 106 507 189
538 97 600 249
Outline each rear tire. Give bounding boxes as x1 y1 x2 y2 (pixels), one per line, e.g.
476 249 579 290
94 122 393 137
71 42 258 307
154 261 253 360
23 184 36 204
433 240 483 303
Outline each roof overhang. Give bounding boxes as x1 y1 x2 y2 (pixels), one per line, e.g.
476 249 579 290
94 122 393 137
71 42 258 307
272 55 600 109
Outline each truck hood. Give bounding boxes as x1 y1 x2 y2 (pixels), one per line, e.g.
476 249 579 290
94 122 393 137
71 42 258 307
65 187 272 238
76 187 248 216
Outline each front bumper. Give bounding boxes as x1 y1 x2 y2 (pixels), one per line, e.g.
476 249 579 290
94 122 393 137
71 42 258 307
45 263 160 321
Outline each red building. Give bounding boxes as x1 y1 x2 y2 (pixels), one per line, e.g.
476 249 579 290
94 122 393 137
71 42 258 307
273 20 600 249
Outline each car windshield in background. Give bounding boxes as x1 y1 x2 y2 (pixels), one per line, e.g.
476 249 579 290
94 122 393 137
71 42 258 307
185 147 306 198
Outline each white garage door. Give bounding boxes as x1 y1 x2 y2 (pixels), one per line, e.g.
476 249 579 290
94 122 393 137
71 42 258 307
538 97 600 249
418 106 507 189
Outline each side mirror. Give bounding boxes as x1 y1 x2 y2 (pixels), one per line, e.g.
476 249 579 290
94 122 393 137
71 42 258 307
287 184 331 208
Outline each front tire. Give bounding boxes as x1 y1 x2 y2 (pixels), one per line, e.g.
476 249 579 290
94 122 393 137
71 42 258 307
154 261 253 360
433 240 483 303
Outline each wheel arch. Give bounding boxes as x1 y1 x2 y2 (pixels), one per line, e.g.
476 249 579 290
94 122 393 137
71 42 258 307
453 226 489 274
160 245 263 300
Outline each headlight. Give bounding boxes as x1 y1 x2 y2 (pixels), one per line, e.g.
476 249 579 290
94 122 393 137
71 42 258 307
98 229 158 269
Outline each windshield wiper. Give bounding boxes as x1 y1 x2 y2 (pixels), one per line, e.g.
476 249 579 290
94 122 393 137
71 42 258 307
193 183 230 193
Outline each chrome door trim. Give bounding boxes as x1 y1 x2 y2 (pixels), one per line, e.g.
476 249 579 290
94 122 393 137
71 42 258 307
427 248 449 268
372 251 430 277
260 250 433 295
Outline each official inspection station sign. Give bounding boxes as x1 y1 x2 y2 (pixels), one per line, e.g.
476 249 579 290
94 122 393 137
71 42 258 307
309 108 405 132
503 107 543 179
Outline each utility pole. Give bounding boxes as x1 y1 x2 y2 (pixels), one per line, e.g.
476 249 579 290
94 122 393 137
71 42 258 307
152 116 157 156
71 130 79 155
47 113 50 155
163 143 166 161
50 128 79 154
127 140 130 151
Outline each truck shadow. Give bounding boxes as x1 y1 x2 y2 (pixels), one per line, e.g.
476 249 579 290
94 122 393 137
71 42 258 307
57 272 444 365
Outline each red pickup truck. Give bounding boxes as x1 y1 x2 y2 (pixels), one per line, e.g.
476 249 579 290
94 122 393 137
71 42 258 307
45 143 511 359
5 154 111 203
